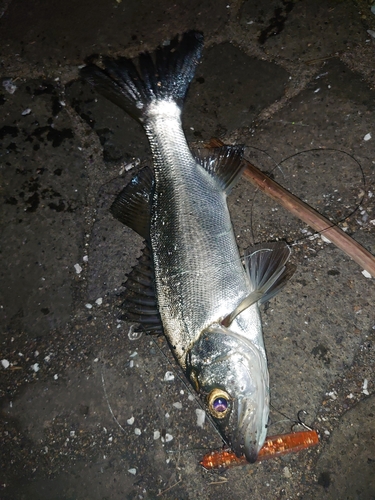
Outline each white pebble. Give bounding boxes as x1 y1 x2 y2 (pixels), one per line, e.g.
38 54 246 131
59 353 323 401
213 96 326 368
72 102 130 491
326 390 337 400
324 429 330 435
195 408 206 428
85 303 93 309
74 263 82 274
173 402 182 409
21 108 31 116
188 394 195 401
283 466 291 478
31 363 40 372
83 255 89 262
95 297 103 305
134 428 141 436
1 359 10 369
128 468 137 475
153 430 160 440
362 379 369 396
129 360 134 368
364 133 372 141
164 371 175 381
127 416 135 425
54 374 58 380
2 79 17 94
320 234 331 244
164 433 173 442
361 270 372 279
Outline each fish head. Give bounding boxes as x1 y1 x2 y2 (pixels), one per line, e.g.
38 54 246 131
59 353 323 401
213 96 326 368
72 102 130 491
186 324 269 463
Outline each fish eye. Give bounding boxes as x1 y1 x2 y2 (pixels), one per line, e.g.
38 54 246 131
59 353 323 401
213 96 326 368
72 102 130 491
207 388 231 419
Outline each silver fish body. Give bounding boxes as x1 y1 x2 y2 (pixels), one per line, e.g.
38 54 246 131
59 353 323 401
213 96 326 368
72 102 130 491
81 32 294 462
146 100 265 365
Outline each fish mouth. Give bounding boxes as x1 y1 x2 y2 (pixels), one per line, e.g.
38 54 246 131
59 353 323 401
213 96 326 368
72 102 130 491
231 395 265 463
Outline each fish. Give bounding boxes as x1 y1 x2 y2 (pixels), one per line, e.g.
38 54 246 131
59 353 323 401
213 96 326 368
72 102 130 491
81 31 295 463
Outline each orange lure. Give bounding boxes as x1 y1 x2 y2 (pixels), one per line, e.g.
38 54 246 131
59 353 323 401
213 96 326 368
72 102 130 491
200 429 319 469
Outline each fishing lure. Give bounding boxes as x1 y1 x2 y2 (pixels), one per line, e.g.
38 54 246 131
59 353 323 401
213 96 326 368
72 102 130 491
200 429 319 469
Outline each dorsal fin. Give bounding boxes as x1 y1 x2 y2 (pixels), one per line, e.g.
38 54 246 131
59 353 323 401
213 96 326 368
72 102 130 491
119 245 163 335
110 166 154 239
192 145 244 192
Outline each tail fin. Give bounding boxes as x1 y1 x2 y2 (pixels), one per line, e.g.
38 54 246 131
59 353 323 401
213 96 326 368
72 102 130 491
80 31 203 123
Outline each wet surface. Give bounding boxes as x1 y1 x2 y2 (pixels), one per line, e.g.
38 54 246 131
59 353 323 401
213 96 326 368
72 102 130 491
1 0 375 499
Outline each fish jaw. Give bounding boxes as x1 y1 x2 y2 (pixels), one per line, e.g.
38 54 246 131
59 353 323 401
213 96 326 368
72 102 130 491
186 324 269 462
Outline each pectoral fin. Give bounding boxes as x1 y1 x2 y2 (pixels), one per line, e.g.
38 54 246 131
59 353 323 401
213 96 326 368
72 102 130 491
111 167 162 334
110 166 154 239
222 242 295 327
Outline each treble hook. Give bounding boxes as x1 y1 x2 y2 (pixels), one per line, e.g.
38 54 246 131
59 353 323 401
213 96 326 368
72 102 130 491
291 409 314 432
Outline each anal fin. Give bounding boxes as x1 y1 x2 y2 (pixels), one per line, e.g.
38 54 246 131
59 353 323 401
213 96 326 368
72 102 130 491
119 245 163 335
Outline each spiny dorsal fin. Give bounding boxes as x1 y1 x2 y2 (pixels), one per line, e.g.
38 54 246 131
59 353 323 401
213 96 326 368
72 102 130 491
192 145 245 193
110 166 154 239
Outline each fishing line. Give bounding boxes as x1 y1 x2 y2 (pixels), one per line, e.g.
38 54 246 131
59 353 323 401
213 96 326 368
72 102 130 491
244 145 366 247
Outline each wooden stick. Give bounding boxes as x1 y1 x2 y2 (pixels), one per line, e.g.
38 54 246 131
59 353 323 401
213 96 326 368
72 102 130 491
208 138 375 278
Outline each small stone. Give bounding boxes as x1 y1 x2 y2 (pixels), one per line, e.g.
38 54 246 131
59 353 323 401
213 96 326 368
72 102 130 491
173 402 182 409
134 428 141 436
128 468 137 475
74 263 82 274
321 234 331 244
31 363 40 372
362 379 369 396
283 466 291 478
127 416 135 425
361 270 372 279
364 133 372 141
95 297 103 305
195 408 206 428
164 433 173 442
1 359 10 369
153 430 160 440
164 371 175 381
85 303 93 309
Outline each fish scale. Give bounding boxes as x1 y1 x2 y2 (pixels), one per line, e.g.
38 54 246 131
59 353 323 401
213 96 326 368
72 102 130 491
146 101 252 365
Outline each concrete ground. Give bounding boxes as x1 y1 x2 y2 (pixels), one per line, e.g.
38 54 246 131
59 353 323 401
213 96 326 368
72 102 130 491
1 0 375 498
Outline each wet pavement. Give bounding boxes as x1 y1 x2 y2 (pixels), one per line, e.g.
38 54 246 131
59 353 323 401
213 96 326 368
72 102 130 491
1 0 375 498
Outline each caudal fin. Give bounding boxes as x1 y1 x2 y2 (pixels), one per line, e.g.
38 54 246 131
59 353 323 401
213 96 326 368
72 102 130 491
80 31 203 123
